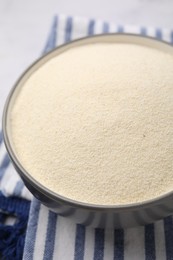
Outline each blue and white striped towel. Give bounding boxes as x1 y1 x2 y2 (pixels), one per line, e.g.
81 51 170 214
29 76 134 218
0 138 32 201
1 14 173 260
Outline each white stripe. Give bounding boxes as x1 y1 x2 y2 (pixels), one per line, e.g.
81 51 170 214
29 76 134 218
5 216 16 225
146 27 156 38
124 226 145 260
21 185 33 200
155 220 166 260
0 143 7 164
33 205 49 260
83 227 95 260
56 14 67 46
0 164 18 195
162 29 172 43
71 17 89 40
124 24 141 34
109 22 118 33
94 20 104 34
104 229 114 259
53 216 75 260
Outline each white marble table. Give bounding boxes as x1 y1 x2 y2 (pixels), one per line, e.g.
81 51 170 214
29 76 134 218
0 0 173 118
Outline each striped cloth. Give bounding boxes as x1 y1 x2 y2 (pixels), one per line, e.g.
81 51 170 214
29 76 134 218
1 14 173 260
0 136 32 201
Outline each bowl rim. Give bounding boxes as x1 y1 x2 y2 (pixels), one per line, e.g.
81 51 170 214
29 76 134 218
3 33 173 211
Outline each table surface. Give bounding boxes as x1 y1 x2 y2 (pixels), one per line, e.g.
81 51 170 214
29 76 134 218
0 0 173 118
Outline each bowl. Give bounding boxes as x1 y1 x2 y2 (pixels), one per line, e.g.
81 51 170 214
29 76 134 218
3 34 173 228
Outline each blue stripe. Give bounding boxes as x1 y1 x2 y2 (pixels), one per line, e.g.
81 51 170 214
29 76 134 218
13 180 24 197
0 153 10 169
74 224 85 260
93 228 104 260
23 199 41 260
155 28 162 40
0 191 30 217
0 212 6 223
170 31 173 44
164 216 173 260
65 16 73 43
43 211 58 260
0 131 3 145
102 22 109 33
114 229 124 260
117 26 124 33
88 19 95 35
145 224 156 260
140 27 147 36
0 153 10 180
43 16 58 54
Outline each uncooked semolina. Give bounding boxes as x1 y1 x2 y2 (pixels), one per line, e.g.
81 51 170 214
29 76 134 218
10 43 173 205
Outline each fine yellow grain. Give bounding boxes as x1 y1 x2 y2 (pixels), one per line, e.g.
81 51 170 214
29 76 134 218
10 43 173 205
